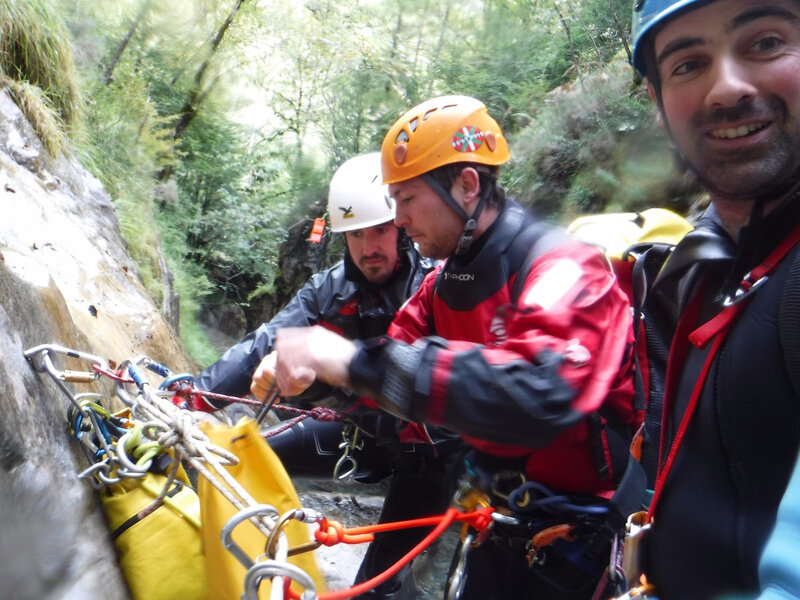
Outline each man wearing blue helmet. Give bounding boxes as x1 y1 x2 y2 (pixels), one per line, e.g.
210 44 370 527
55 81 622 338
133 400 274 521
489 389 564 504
631 1 800 598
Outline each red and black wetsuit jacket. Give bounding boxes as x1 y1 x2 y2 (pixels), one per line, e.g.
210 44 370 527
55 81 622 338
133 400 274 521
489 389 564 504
348 200 637 495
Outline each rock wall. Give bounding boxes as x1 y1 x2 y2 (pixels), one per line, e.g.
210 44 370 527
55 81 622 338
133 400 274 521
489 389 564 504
0 88 196 598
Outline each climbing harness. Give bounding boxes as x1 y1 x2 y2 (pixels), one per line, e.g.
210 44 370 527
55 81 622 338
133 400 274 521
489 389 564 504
23 342 502 600
441 447 651 600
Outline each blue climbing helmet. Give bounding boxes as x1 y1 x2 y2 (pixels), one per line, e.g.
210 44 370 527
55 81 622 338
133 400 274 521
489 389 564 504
631 0 713 78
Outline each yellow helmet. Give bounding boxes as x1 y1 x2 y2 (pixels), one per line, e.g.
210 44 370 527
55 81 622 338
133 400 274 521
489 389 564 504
381 95 510 184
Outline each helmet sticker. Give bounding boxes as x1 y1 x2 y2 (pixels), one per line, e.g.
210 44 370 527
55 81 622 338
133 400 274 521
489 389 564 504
452 126 484 153
339 206 354 219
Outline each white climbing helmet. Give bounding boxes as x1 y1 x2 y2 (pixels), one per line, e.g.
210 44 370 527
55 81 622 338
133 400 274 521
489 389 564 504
328 152 395 233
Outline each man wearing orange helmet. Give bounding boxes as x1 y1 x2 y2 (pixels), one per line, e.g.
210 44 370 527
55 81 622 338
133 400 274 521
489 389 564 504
252 96 639 598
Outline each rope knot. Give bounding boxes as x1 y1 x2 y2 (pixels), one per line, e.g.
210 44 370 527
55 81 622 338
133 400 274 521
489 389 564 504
469 507 495 531
314 519 345 546
310 407 340 422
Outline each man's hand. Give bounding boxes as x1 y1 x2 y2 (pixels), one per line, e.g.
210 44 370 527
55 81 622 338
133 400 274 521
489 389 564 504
250 326 357 399
250 351 282 402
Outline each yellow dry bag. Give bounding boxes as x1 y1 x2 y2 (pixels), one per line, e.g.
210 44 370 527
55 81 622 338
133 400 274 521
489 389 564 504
198 418 327 600
101 471 208 600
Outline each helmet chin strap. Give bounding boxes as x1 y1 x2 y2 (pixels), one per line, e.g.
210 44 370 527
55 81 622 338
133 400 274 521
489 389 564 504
421 172 491 255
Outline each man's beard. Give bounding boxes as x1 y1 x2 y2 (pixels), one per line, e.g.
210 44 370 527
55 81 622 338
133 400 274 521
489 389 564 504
359 254 393 284
679 96 800 202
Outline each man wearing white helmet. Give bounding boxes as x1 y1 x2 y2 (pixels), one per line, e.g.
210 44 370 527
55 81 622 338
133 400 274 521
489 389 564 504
197 153 461 599
629 1 800 598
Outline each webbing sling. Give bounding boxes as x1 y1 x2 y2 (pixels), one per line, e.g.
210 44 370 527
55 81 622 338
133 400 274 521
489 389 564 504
649 222 800 520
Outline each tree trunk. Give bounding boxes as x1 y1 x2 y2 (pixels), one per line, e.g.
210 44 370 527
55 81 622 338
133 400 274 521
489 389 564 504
552 0 583 89
610 0 632 66
570 5 604 69
104 0 153 85
425 0 451 96
172 0 245 141
159 0 246 180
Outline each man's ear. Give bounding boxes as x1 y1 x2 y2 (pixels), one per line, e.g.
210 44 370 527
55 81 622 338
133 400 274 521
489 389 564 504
453 167 481 209
645 79 665 129
645 78 656 102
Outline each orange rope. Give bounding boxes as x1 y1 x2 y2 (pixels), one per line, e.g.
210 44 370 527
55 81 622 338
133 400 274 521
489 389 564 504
288 506 494 599
311 506 495 546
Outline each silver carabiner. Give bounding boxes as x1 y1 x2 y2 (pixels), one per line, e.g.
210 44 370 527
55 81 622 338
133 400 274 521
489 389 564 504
722 273 769 306
333 425 363 481
243 559 317 600
333 452 358 481
220 504 280 569
446 531 475 600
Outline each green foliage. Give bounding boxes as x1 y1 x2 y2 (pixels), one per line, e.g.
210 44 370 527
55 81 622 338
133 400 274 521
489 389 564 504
161 108 308 306
505 58 695 223
28 0 697 364
73 62 178 304
155 201 220 365
0 0 82 154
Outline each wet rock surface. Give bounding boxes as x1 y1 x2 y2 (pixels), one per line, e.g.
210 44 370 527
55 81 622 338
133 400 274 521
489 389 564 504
0 88 192 599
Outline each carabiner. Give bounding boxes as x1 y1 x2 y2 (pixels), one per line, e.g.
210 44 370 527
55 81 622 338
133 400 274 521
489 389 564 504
722 272 769 306
446 532 474 600
221 504 280 569
333 425 363 481
333 452 358 481
265 508 323 559
243 559 317 600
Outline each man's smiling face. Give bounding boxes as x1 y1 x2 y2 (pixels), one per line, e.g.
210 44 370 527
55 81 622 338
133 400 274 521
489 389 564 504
652 0 800 200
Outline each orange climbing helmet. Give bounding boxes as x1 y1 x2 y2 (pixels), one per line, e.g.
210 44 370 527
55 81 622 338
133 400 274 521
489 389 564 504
380 95 510 185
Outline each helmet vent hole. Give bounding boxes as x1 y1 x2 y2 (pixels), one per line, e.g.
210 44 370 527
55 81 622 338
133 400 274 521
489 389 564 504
423 109 436 121
409 117 419 133
395 130 410 143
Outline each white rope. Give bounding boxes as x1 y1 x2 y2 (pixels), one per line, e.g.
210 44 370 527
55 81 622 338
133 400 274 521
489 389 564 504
132 382 283 540
26 345 315 599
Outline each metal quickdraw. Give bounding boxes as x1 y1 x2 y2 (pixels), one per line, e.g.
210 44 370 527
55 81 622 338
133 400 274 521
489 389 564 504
333 423 364 481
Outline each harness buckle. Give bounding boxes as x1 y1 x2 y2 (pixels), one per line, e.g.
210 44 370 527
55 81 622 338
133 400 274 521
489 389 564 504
452 477 493 546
